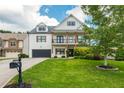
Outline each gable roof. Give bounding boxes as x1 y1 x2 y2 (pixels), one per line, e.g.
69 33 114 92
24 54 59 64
52 14 84 30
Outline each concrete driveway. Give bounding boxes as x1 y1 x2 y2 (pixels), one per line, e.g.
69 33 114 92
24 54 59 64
0 58 48 88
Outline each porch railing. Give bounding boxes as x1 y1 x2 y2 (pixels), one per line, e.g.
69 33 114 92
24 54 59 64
52 39 83 44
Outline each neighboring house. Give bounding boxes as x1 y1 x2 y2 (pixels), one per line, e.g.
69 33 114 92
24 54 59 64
26 23 53 58
27 14 84 58
0 33 27 58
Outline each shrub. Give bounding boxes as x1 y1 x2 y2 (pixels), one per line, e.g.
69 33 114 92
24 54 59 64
54 56 57 58
74 56 80 59
93 55 104 60
74 47 90 56
115 48 124 61
61 56 65 58
74 47 103 60
74 47 92 59
18 53 29 58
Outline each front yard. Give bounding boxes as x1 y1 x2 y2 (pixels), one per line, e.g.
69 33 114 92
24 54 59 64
7 58 124 88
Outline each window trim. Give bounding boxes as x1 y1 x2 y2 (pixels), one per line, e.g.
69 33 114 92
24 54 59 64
55 48 65 55
10 41 16 47
36 36 46 42
37 25 46 32
67 21 75 26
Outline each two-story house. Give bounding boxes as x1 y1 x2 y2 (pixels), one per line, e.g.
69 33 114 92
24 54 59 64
0 33 27 58
51 14 84 57
26 14 84 58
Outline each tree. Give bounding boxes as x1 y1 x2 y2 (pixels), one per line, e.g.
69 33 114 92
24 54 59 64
81 5 124 66
0 30 12 33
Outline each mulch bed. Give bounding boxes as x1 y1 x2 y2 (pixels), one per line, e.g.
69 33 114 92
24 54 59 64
4 83 32 88
96 65 119 71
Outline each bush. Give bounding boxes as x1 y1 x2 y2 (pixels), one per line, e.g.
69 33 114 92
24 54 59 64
74 47 92 59
92 55 104 60
61 56 65 58
18 53 29 58
54 56 57 58
74 47 103 60
115 48 124 61
74 56 81 59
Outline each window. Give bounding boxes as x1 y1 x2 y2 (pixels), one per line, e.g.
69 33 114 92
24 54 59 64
36 36 46 42
38 26 46 31
78 36 83 43
10 41 16 46
57 36 64 43
0 40 2 47
56 49 65 55
68 36 74 43
67 21 75 26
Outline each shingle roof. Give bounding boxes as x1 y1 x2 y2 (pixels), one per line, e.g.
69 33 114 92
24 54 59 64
0 33 27 40
29 25 55 34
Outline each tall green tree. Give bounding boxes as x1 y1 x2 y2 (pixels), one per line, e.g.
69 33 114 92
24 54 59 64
81 5 124 66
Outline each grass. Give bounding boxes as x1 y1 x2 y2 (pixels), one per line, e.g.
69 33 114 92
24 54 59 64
7 58 124 88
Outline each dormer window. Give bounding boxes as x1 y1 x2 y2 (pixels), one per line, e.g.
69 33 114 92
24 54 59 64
38 26 46 31
67 21 75 26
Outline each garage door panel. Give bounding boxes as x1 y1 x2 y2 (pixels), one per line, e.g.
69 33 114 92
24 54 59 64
32 49 51 57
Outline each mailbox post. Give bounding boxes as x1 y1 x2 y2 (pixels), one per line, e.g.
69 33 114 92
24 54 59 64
10 56 23 88
18 57 23 87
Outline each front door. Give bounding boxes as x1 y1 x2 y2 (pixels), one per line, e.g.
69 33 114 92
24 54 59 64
67 49 74 57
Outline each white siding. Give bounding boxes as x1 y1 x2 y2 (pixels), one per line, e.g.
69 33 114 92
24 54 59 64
54 16 82 30
23 34 29 55
29 34 52 57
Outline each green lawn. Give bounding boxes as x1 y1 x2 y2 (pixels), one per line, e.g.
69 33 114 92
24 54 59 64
8 58 124 88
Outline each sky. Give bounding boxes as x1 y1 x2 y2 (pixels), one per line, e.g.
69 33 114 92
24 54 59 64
0 5 86 32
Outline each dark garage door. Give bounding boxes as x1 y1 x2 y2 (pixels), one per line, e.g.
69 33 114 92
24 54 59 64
32 49 51 57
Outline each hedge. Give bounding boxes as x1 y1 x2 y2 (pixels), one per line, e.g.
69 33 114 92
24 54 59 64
115 48 124 61
18 53 29 58
74 47 103 60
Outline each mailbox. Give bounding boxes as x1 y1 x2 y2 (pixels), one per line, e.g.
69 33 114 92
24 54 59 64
10 59 19 69
10 62 18 68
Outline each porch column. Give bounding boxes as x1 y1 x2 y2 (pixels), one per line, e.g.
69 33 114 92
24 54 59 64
74 32 78 47
66 32 69 48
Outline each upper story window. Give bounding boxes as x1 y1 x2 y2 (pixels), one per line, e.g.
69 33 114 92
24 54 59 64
10 41 16 47
38 26 46 31
36 36 46 42
67 21 75 26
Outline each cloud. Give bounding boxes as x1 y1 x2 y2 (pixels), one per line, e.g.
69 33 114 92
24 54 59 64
66 6 86 22
0 5 59 32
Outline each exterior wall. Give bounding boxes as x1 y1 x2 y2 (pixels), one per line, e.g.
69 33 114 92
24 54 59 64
4 41 8 48
18 41 23 48
54 16 82 30
5 51 21 58
23 34 29 55
29 34 52 57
